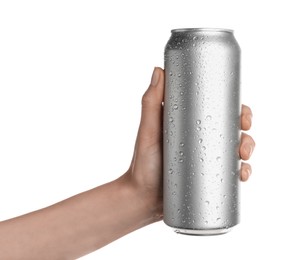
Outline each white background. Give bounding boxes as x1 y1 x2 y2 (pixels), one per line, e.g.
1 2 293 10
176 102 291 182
0 0 298 259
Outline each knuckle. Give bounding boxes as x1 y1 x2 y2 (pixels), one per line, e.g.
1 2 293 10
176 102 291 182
141 91 153 107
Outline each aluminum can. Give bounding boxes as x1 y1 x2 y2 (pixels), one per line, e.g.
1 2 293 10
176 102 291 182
163 28 241 235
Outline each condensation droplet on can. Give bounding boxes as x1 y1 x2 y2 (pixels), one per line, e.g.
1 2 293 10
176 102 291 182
206 115 212 121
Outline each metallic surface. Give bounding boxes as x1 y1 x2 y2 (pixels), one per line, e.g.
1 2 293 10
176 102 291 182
163 28 241 235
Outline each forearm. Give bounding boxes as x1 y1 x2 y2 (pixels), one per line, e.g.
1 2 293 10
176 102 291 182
0 174 158 259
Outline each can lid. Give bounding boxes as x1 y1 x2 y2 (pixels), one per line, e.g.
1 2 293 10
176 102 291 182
171 28 234 33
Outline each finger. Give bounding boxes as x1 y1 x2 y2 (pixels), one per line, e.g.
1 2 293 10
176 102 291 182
239 133 255 160
137 67 165 144
240 162 252 181
241 104 252 131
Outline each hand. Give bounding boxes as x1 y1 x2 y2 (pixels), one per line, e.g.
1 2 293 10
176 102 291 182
125 67 255 220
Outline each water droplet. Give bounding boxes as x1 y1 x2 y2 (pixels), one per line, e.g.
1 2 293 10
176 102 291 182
179 158 184 163
196 91 199 95
198 138 203 144
195 82 199 86
206 115 212 121
200 172 204 176
196 126 201 131
223 195 227 199
205 220 208 224
216 217 221 221
200 158 204 162
169 117 174 122
180 142 185 147
173 104 178 110
189 71 192 75
196 120 201 124
179 151 184 156
216 206 219 210
221 178 224 183
178 73 181 77
205 200 210 205
169 72 173 76
191 172 195 176
177 209 181 213
192 43 196 47
230 72 234 76
180 91 184 96
201 146 206 151
216 156 221 161
193 36 198 40
168 169 173 174
172 191 176 195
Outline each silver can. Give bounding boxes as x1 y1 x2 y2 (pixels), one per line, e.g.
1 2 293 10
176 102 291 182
163 28 241 235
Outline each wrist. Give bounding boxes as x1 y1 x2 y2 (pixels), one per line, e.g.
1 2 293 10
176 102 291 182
117 172 163 226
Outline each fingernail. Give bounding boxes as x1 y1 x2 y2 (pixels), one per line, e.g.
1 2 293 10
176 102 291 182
150 67 160 86
244 144 253 157
242 168 251 181
246 168 252 178
246 114 252 126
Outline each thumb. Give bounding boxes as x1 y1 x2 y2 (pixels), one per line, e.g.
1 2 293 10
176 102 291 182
137 67 164 145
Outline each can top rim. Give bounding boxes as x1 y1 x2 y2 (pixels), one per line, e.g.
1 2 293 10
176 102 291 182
171 28 234 33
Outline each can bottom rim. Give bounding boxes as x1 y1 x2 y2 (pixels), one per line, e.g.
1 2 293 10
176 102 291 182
173 227 232 236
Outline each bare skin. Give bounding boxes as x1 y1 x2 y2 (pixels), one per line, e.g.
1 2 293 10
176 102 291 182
0 67 255 259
